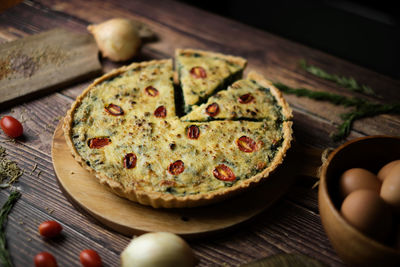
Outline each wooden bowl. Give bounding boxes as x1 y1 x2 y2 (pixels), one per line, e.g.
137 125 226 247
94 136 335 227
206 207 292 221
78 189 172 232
319 135 400 266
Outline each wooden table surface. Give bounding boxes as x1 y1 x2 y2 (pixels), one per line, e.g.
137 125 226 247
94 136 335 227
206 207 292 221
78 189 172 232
1 0 400 266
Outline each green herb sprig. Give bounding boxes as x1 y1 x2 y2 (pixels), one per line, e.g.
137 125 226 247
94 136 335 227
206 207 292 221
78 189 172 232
0 191 21 267
273 82 367 108
273 82 400 141
333 102 400 141
299 59 378 97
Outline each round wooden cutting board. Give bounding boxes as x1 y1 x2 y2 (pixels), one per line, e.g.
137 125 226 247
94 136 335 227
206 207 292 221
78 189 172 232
52 120 298 237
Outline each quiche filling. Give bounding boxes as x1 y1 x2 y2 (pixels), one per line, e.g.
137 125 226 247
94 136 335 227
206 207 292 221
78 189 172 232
64 50 293 208
72 117 284 196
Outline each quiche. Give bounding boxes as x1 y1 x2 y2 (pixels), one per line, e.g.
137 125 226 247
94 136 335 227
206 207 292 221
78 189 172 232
64 52 293 208
175 49 247 112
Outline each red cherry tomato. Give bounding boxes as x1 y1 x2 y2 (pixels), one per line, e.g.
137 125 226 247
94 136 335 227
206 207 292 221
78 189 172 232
213 164 236 181
80 249 102 267
38 221 63 238
154 105 167 118
0 116 23 138
236 136 257 153
34 252 58 267
88 137 111 149
123 153 137 169
168 160 185 175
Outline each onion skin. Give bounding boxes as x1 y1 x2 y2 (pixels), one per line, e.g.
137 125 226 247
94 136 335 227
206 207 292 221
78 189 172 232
120 232 196 267
88 18 141 62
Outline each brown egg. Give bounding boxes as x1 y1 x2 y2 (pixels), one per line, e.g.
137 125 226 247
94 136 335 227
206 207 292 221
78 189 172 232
377 160 400 181
341 189 392 242
381 163 400 212
339 168 381 199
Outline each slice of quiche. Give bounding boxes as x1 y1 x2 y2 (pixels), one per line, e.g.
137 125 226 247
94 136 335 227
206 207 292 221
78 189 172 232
175 49 247 112
182 71 292 122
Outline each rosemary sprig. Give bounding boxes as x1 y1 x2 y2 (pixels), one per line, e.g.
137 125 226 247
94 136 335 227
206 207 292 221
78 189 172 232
273 82 400 141
273 82 367 107
332 102 400 141
0 191 21 267
299 59 378 97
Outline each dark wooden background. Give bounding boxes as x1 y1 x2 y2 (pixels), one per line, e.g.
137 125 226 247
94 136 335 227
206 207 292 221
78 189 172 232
1 0 399 266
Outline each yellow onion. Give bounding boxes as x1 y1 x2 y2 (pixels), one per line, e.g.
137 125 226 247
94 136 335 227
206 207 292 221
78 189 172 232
88 18 141 62
120 232 196 267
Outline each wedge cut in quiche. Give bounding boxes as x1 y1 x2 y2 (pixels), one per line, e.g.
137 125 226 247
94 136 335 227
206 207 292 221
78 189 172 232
182 71 292 122
175 49 247 112
64 52 293 208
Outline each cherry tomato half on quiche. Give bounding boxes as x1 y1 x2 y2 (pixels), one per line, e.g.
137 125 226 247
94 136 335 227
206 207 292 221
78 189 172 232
80 249 102 267
0 116 23 138
39 221 63 238
34 252 58 267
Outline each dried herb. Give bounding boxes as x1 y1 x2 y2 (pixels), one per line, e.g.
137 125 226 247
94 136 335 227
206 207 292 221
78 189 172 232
0 147 23 188
273 83 400 141
299 59 378 97
0 191 21 267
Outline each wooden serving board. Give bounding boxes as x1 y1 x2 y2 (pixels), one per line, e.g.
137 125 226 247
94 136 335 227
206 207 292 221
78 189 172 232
52 120 321 237
0 28 101 108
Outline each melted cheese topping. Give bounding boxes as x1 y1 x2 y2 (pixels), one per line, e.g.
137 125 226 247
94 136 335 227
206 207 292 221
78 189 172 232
176 50 246 110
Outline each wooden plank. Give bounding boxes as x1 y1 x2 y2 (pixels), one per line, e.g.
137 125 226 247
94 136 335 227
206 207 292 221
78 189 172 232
0 28 101 109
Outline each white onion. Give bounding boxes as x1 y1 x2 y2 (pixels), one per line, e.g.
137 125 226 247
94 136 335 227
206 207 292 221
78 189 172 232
120 232 196 267
88 18 141 62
